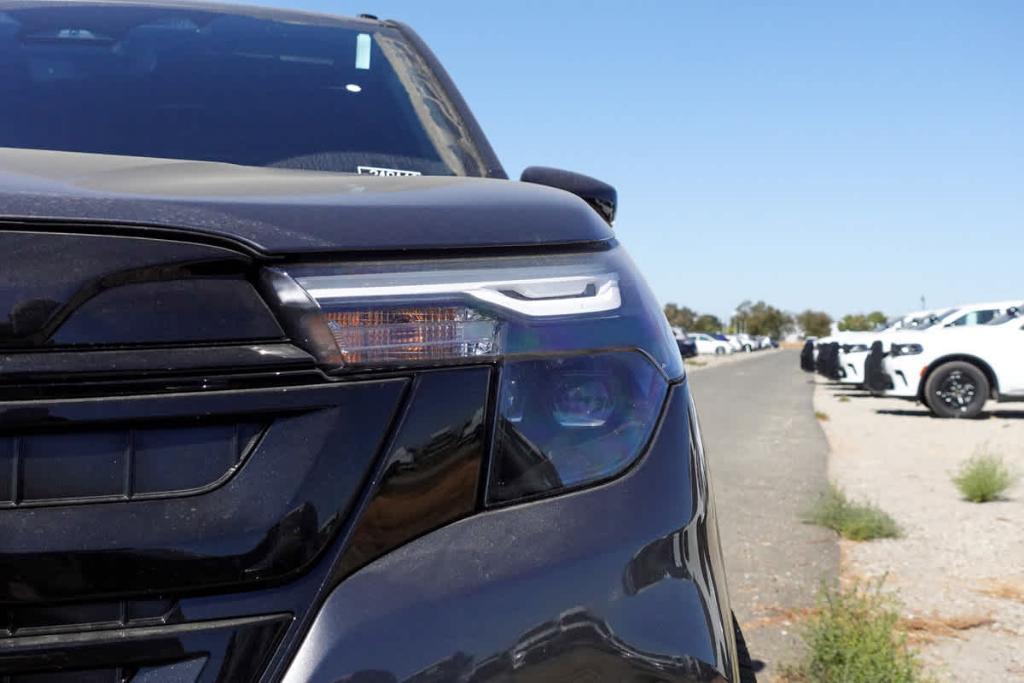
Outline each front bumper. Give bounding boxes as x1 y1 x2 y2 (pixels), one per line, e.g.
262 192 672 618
284 382 737 683
879 356 922 398
837 350 866 384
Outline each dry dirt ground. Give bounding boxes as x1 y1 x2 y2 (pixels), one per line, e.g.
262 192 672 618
814 379 1024 682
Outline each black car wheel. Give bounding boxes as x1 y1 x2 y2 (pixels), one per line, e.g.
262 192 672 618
716 346 727 355
734 613 758 683
924 361 989 419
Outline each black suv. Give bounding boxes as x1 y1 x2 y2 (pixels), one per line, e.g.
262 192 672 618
0 3 752 681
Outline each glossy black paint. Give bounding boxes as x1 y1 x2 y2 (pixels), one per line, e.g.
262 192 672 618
334 367 490 579
520 166 618 224
283 382 736 683
0 230 277 350
2 419 265 507
0 380 406 602
0 344 319 401
0 151 615 256
0 4 739 680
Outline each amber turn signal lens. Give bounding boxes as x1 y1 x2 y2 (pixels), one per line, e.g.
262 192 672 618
320 306 501 367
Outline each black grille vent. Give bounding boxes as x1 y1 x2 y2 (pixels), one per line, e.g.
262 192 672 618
0 421 264 507
1 599 176 639
3 669 131 682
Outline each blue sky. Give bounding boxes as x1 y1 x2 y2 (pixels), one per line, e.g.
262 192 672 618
240 0 1022 321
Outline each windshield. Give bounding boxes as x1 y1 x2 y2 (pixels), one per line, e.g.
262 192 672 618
987 306 1021 326
914 308 957 330
0 4 490 176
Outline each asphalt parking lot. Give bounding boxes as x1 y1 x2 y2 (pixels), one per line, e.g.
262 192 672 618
687 349 838 681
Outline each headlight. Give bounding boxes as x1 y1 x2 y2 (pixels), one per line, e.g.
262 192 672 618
263 247 681 504
891 343 923 357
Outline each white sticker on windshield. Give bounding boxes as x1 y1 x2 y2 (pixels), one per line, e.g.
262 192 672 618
355 33 371 70
357 166 422 177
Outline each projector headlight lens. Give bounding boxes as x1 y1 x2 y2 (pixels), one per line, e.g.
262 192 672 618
268 247 681 504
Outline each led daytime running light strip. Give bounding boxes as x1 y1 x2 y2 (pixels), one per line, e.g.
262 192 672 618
296 273 621 318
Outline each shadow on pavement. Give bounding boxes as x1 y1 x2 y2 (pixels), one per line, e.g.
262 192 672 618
876 408 1024 420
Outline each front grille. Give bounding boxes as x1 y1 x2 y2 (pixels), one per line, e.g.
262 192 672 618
0 614 289 682
0 228 498 681
800 340 815 371
864 342 892 392
1 422 264 508
2 599 175 639
815 342 842 379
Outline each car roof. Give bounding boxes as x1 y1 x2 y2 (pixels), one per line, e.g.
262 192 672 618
0 0 378 28
941 300 1023 316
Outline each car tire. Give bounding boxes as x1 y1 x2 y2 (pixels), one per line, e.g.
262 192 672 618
734 612 758 683
923 361 989 419
715 346 726 355
743 344 752 352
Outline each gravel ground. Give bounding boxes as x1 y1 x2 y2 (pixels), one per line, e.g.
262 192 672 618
813 379 1024 682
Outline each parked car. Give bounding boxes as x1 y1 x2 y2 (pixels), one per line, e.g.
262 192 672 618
677 337 699 358
731 334 757 352
868 314 1024 417
692 332 735 355
0 3 752 682
829 302 1021 384
832 310 937 384
721 334 744 353
672 327 699 358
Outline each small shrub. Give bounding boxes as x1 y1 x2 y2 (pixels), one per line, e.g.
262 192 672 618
784 582 926 683
838 396 851 403
815 410 830 421
685 359 707 368
953 453 1018 503
805 484 901 541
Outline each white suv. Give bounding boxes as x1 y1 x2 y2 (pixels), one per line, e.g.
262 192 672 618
847 301 1021 386
873 312 1024 417
691 333 733 355
834 310 937 385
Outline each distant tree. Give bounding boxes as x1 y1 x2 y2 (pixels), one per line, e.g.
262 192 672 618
867 310 888 328
731 300 752 334
734 300 794 339
838 310 889 332
838 314 869 331
693 314 724 333
664 303 698 330
796 310 832 338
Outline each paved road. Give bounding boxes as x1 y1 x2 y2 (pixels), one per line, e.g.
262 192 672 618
688 350 838 680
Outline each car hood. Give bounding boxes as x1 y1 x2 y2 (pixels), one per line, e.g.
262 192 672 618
0 147 614 255
890 323 1017 346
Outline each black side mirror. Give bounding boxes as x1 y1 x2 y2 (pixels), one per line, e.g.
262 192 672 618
520 166 617 225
